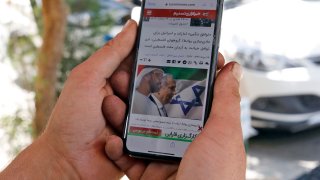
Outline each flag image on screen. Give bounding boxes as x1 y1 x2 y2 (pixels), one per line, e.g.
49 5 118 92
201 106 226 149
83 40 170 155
162 67 208 120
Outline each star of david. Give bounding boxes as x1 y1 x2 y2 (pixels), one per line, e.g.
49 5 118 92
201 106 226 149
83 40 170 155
170 85 205 115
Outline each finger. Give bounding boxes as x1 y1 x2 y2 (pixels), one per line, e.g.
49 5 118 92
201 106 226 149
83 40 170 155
204 62 243 140
75 20 137 81
102 95 126 132
202 61 246 179
177 62 245 180
105 136 178 180
110 52 134 99
217 52 225 70
105 135 125 160
141 162 178 180
105 135 147 180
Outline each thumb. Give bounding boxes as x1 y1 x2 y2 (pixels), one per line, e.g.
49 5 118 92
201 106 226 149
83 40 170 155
203 62 243 141
177 62 246 180
77 20 137 80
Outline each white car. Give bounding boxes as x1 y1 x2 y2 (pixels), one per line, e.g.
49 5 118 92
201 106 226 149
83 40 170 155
220 0 320 132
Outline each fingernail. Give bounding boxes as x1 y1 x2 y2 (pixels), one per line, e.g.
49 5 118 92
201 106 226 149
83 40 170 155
232 62 243 82
122 19 132 31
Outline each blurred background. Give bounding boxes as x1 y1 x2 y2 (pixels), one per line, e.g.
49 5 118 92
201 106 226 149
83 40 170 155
0 0 319 179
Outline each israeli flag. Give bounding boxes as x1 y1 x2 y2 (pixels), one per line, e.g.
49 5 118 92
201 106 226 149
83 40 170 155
166 79 206 120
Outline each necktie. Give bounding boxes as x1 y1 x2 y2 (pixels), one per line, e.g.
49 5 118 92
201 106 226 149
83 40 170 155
161 107 168 117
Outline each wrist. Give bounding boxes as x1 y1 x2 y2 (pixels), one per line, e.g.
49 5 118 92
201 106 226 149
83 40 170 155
1 134 80 179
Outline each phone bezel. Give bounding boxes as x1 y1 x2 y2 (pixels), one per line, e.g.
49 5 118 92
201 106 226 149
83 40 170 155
123 0 225 161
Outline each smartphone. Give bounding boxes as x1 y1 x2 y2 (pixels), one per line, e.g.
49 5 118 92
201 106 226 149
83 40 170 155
123 0 224 161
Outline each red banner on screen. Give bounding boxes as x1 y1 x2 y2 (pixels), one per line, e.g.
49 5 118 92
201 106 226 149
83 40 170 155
144 9 216 19
129 126 162 136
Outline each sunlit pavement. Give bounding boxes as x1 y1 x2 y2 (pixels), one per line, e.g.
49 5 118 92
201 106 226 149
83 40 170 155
247 155 318 179
246 130 320 179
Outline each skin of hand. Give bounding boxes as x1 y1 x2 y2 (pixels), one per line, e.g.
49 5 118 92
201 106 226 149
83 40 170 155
104 53 246 179
0 20 138 179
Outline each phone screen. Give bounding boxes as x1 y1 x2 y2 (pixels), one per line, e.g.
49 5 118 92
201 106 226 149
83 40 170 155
125 0 222 159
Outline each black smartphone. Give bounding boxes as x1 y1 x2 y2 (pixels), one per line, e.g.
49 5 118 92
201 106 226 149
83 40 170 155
123 0 224 161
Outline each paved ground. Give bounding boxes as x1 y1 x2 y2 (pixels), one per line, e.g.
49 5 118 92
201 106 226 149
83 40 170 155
246 128 320 180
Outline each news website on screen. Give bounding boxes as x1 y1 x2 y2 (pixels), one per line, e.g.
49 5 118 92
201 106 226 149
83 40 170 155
127 0 218 157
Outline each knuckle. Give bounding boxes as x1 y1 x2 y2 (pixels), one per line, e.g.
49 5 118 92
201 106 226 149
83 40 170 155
68 64 98 88
103 39 122 60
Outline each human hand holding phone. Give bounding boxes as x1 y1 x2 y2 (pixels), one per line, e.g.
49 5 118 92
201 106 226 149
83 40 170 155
104 31 246 179
105 56 246 180
0 19 245 180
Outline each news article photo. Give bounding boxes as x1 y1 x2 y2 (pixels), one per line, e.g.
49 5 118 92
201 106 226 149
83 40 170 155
132 65 208 120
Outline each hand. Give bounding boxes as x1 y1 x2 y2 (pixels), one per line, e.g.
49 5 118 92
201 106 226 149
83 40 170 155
104 54 246 179
176 61 246 179
1 20 138 179
42 20 139 179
